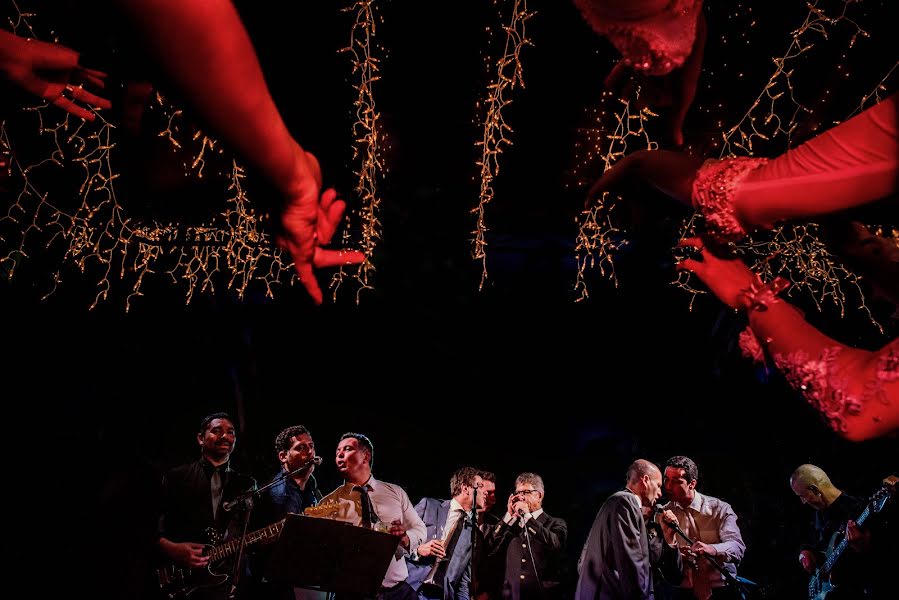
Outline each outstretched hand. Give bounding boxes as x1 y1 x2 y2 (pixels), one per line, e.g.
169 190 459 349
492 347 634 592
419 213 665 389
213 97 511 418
276 150 365 304
583 149 702 209
0 30 112 121
675 237 758 309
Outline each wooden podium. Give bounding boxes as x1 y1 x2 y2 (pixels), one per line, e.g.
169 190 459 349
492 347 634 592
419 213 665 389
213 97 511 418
265 514 400 595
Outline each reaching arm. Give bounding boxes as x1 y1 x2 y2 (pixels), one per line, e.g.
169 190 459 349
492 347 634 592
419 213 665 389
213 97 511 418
585 149 703 207
678 238 899 441
108 0 363 302
709 504 745 564
110 0 299 193
732 94 898 232
667 10 706 147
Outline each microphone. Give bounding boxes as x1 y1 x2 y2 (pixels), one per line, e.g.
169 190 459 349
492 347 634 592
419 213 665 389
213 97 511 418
311 456 323 466
652 499 679 529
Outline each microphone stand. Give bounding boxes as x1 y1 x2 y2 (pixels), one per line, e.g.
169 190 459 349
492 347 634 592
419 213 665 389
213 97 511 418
222 457 320 596
222 456 321 513
660 518 753 599
470 486 479 597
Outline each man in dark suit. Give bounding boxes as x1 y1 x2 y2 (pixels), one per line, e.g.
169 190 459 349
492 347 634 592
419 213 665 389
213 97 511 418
475 471 503 600
484 472 567 599
406 467 487 599
575 459 681 600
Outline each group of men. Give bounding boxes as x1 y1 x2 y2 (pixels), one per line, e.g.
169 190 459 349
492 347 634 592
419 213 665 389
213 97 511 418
155 413 893 600
156 413 569 600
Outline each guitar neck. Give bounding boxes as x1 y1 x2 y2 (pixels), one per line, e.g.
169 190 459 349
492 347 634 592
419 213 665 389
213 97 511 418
820 504 872 576
207 518 286 563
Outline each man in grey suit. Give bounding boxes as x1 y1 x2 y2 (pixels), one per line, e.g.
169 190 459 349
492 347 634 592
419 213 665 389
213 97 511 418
406 467 486 600
575 459 682 599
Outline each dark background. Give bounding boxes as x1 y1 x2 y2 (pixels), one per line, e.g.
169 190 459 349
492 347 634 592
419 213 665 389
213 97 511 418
2 1 896 598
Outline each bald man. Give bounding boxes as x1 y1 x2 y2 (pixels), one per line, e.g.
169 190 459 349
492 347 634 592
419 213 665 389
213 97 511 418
576 459 682 599
790 464 879 599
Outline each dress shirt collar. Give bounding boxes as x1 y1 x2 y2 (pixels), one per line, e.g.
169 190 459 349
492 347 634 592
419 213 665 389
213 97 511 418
687 491 703 512
342 474 379 493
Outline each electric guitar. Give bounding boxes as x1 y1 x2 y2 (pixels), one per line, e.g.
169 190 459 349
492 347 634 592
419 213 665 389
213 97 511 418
157 501 343 598
156 519 285 598
808 475 896 600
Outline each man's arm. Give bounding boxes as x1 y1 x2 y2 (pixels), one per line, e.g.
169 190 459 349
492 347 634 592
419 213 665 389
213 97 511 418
709 503 746 564
401 489 427 555
609 495 652 597
525 515 567 553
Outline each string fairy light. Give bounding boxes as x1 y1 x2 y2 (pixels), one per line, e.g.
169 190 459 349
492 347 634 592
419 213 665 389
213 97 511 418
1 2 399 309
694 0 887 329
472 0 535 290
333 0 384 303
573 1 891 331
573 94 657 300
718 0 868 156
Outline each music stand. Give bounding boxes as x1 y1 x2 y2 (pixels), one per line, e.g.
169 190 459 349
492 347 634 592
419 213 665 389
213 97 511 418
265 514 400 595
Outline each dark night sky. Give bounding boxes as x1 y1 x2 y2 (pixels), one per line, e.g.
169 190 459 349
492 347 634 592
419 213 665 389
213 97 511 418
2 0 897 597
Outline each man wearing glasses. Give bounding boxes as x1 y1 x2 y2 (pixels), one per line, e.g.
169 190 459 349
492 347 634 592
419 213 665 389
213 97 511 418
484 473 567 599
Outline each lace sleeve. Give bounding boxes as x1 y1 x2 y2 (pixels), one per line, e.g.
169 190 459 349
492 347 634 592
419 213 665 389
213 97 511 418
771 340 898 436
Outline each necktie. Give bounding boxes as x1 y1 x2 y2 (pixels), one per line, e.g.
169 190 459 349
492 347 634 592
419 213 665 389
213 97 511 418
210 468 222 519
353 485 379 528
443 509 467 558
686 510 712 600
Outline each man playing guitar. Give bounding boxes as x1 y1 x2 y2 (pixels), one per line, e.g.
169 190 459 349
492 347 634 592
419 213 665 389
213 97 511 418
790 464 896 600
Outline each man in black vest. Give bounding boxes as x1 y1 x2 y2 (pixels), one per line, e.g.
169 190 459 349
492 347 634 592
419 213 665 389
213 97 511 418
485 473 567 600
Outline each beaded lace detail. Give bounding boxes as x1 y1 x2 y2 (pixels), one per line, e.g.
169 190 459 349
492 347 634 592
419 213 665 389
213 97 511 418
773 348 860 433
770 339 897 434
575 0 701 75
692 157 767 243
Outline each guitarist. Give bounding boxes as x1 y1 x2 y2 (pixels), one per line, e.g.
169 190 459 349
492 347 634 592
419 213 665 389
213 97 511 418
156 412 256 600
789 464 890 599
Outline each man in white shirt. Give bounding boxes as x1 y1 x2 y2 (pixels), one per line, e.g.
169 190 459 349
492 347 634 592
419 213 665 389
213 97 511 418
660 456 746 600
321 432 427 600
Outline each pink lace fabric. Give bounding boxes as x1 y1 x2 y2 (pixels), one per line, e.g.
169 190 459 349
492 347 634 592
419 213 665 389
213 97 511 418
738 327 765 364
772 339 898 434
691 157 767 243
574 0 701 75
